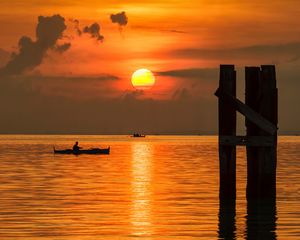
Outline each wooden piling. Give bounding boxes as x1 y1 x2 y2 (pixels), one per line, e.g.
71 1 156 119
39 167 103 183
245 65 278 199
245 67 261 199
218 65 236 199
216 64 278 200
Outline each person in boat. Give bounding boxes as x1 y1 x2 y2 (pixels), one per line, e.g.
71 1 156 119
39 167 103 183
73 141 81 152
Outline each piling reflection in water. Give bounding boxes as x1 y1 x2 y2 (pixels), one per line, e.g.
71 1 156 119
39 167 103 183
218 197 277 239
130 142 153 238
246 199 277 240
218 199 236 240
218 198 277 240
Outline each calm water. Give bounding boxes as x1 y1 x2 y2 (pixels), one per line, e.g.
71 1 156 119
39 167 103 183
0 135 299 239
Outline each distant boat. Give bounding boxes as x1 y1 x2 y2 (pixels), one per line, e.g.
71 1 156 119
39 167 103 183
54 147 110 155
131 133 146 138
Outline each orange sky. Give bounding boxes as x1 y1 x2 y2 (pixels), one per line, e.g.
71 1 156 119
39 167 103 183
1 1 300 77
0 0 300 133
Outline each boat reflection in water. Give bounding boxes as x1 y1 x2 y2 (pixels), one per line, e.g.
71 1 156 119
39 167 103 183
130 142 153 238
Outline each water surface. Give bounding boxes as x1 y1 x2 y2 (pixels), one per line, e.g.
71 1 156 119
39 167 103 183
0 135 299 239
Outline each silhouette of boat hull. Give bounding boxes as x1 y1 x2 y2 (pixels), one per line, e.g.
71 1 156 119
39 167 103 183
131 134 146 138
54 147 110 155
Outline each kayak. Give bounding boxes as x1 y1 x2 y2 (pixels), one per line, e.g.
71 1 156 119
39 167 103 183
131 133 146 137
54 147 110 155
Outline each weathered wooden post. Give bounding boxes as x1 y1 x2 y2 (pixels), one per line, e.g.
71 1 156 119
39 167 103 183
218 65 236 199
245 67 261 199
246 65 278 199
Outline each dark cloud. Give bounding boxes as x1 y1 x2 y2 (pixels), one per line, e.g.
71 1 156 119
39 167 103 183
24 74 119 83
0 73 120 107
0 14 69 76
0 94 217 135
36 15 67 49
157 68 220 101
170 42 300 63
0 73 217 134
157 68 218 80
55 43 72 53
83 23 104 42
110 11 128 27
0 48 10 68
169 30 186 34
70 18 82 36
122 90 144 101
130 25 186 34
172 88 190 100
70 19 104 41
26 74 119 99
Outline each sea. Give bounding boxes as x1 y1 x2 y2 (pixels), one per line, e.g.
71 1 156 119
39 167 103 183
0 135 299 239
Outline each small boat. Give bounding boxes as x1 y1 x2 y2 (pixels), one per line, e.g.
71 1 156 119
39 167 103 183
54 147 110 155
131 133 146 138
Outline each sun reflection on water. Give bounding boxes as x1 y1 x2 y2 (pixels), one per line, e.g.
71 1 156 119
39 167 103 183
130 142 153 238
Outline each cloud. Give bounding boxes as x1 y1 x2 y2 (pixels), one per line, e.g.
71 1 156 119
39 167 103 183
169 42 300 63
0 14 69 76
0 87 217 135
36 15 67 49
0 71 217 134
157 68 218 80
19 74 120 99
0 73 121 123
54 43 72 53
24 74 119 84
0 48 10 68
70 18 82 36
156 68 220 100
70 19 104 42
122 90 144 101
172 88 191 100
169 30 186 34
110 11 128 27
83 23 104 42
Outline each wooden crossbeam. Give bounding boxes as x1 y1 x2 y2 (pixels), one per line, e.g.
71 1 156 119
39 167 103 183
215 88 277 135
220 135 275 147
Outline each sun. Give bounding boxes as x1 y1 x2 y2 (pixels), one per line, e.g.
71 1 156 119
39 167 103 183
131 69 156 90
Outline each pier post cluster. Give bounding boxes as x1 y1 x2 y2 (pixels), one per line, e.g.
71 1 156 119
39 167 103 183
215 65 278 200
